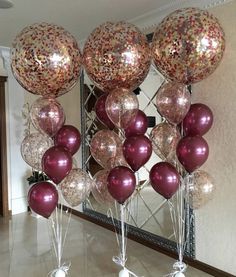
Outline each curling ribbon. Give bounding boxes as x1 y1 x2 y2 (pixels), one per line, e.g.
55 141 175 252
164 261 187 277
112 256 144 277
48 262 71 276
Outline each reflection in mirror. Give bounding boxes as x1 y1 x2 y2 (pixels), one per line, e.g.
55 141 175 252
80 64 195 257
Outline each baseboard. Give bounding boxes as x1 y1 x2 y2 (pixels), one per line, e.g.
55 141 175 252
69 208 234 277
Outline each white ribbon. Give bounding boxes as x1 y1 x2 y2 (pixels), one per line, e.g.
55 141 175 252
112 256 143 277
164 261 187 277
48 262 71 277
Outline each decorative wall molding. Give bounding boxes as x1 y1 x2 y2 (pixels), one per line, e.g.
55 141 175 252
129 0 233 34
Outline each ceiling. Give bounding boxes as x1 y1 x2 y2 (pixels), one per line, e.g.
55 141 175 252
0 0 230 47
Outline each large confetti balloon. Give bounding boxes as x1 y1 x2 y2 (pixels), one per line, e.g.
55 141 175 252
11 22 82 97
152 8 225 84
83 21 151 93
60 168 93 207
21 132 53 171
156 82 191 125
105 88 139 129
30 97 65 137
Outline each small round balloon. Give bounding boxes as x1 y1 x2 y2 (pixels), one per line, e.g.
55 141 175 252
91 170 114 205
152 8 225 84
124 110 148 138
150 122 181 160
176 136 209 173
150 162 180 199
11 22 82 97
95 94 115 129
30 97 65 137
60 168 93 207
90 130 122 168
188 170 215 209
54 125 81 155
83 21 151 93
123 135 152 171
105 88 139 129
156 82 191 125
183 103 213 136
42 146 72 184
107 166 136 204
28 181 58 218
21 132 53 171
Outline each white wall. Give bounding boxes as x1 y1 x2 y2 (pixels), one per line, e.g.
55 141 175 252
0 48 29 214
193 2 236 275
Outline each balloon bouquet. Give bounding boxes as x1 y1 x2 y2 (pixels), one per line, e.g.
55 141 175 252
83 21 152 277
149 7 225 277
11 23 94 277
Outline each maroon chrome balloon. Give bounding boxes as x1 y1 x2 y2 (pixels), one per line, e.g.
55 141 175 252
124 110 148 138
176 136 209 173
95 94 115 129
42 146 72 184
183 103 213 136
123 135 152 171
28 181 58 218
54 125 81 155
107 166 136 204
150 162 180 199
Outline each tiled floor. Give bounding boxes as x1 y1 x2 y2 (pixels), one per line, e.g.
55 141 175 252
0 213 211 277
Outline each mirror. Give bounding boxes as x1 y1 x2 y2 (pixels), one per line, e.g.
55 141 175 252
80 61 195 257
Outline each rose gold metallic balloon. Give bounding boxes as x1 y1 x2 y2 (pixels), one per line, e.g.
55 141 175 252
30 97 65 137
188 170 216 209
105 88 139 129
156 82 190 125
90 130 122 168
91 170 114 205
152 8 225 84
11 22 82 97
60 168 93 207
83 21 151 93
150 122 181 160
21 132 53 171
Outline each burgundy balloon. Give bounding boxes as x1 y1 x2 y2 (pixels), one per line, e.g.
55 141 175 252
42 146 72 184
107 166 136 204
124 110 148 138
150 162 180 199
176 136 209 173
123 135 152 171
28 181 58 218
183 103 213 136
95 94 115 129
54 125 81 155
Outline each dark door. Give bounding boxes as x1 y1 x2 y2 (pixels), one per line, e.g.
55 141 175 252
0 76 8 217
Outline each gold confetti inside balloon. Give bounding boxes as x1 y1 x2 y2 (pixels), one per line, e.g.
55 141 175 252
83 21 151 93
188 170 216 209
152 8 225 84
105 88 139 129
60 168 93 207
11 22 82 97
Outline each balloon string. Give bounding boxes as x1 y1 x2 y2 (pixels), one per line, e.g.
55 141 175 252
48 262 71 276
